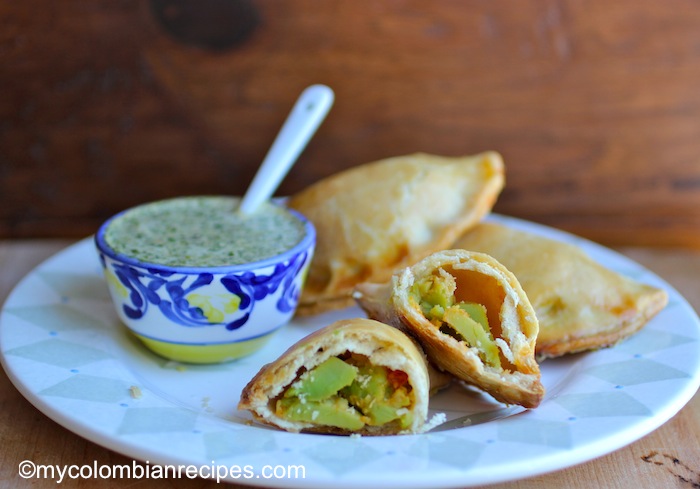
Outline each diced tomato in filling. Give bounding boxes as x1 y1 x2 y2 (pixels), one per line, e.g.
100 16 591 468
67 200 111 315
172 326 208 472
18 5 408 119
387 369 409 390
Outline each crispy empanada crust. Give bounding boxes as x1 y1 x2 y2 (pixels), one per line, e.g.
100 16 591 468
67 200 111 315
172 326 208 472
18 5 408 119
454 222 669 359
288 152 505 315
354 250 545 409
238 318 434 435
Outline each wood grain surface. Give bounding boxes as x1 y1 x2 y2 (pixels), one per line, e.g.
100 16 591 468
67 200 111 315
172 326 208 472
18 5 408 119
2 0 700 246
1 240 699 488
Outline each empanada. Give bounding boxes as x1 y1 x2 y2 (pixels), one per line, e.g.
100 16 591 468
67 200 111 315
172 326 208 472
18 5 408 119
354 250 545 408
238 318 440 435
453 222 669 359
287 152 505 315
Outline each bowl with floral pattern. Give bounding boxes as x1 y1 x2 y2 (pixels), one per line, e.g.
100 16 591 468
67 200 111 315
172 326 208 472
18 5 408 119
94 195 315 364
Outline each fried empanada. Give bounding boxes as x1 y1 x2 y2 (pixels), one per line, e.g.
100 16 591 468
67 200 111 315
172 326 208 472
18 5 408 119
454 222 669 359
354 250 545 408
287 152 505 315
238 318 442 435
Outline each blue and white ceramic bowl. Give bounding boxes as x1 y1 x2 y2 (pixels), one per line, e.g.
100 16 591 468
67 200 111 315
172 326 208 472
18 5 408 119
94 199 315 364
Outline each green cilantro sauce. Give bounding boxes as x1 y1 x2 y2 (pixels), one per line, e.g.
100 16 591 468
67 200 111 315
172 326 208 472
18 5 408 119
104 196 307 267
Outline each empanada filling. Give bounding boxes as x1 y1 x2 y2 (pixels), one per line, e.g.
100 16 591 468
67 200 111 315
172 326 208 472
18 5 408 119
275 353 413 431
410 268 502 368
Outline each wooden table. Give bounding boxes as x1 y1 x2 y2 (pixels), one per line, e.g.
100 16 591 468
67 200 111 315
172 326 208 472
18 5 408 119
1 239 699 488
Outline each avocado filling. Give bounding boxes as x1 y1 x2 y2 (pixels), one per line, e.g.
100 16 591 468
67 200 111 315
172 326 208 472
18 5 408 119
410 268 502 368
275 354 413 431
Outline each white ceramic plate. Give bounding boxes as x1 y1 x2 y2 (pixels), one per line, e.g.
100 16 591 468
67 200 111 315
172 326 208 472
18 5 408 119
2 215 699 488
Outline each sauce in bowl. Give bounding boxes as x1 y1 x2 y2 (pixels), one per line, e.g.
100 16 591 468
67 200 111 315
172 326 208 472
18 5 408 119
103 196 307 267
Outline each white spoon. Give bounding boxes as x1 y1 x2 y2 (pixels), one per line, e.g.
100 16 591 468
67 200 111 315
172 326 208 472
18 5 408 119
237 84 334 215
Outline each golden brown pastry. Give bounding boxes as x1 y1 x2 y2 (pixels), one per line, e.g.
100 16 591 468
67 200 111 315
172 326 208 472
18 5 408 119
238 318 442 435
354 250 545 408
287 152 505 315
453 222 669 359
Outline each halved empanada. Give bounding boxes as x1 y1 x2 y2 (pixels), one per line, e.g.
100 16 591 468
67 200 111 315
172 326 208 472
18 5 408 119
287 152 505 315
354 250 545 408
238 318 442 435
453 222 669 359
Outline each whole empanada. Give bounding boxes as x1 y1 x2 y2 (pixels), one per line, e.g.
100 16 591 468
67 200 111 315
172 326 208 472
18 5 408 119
287 152 505 315
354 250 545 409
238 318 442 435
454 222 669 359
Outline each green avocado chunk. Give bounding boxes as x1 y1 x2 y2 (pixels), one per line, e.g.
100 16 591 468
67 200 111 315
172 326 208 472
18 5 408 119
276 397 365 431
458 302 490 329
443 305 501 368
341 363 410 427
412 270 502 368
278 354 413 431
284 356 358 401
412 271 456 317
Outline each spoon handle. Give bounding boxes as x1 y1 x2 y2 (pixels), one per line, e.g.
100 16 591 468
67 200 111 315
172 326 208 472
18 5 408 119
238 84 335 215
